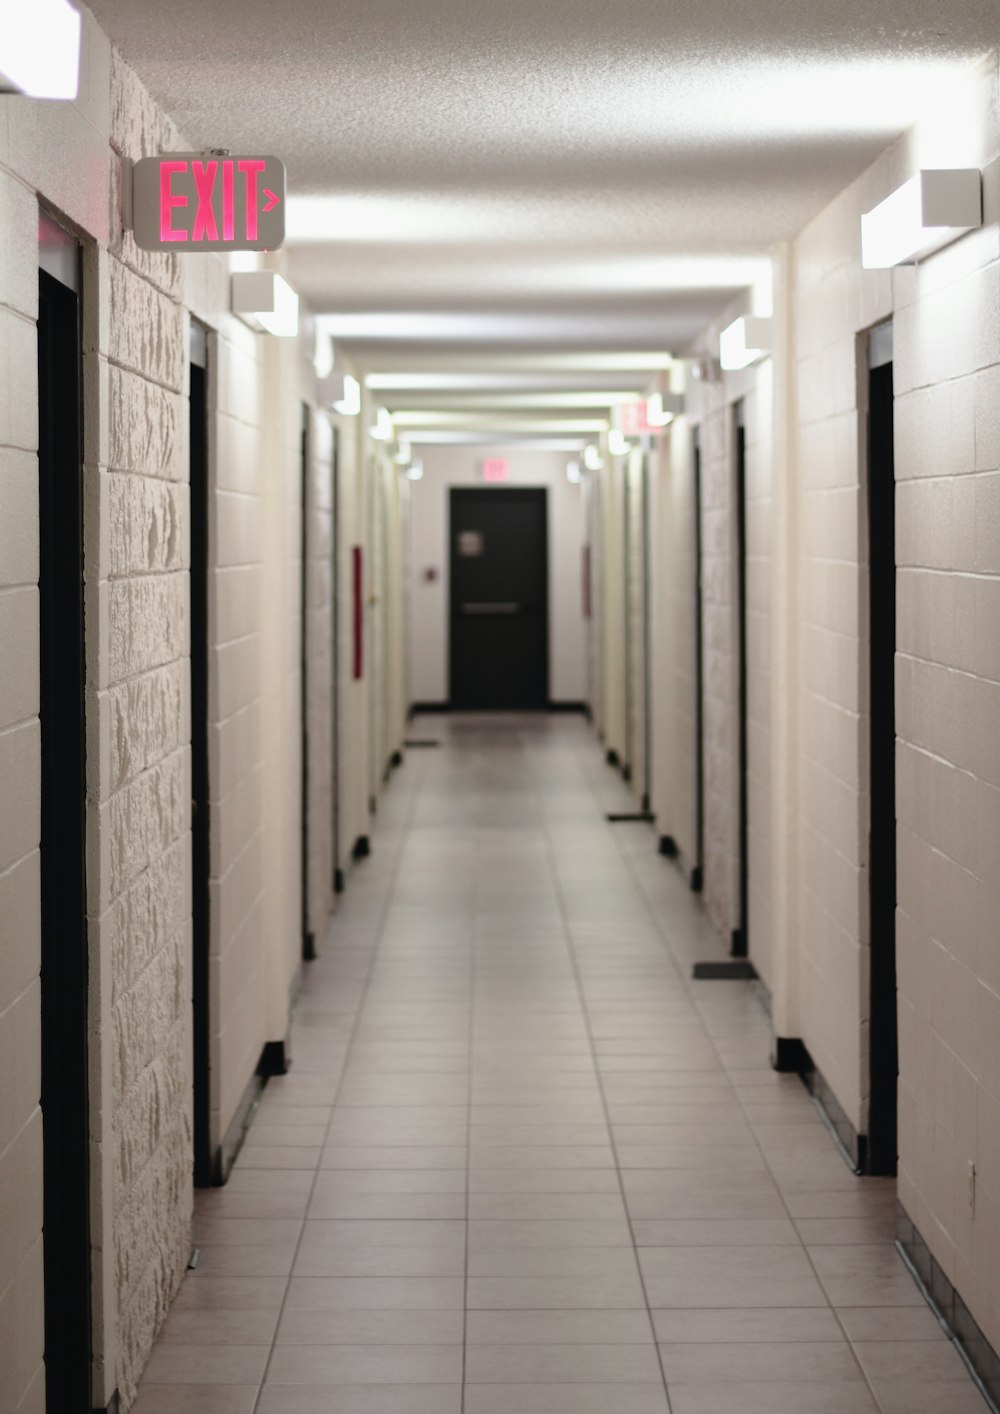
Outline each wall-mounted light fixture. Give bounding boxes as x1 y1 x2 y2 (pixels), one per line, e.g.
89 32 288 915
690 356 721 384
861 169 982 268
719 316 771 371
646 391 685 427
317 371 361 416
583 444 604 471
231 271 299 337
392 439 412 466
406 459 424 481
0 0 81 98
369 406 393 442
566 460 583 484
608 429 632 457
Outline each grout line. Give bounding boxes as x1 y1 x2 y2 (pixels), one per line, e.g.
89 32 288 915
247 753 430 1414
534 733 675 1414
597 749 899 1414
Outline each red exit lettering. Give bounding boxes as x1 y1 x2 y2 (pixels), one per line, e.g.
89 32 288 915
158 157 278 244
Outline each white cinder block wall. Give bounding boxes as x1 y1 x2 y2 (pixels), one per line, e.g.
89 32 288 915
637 47 1000 1363
0 9 384 1406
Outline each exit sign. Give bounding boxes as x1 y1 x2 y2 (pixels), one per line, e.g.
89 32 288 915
130 154 286 252
482 459 510 482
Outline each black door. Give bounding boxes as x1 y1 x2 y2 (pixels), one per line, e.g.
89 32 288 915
449 488 548 709
38 249 92 1408
692 430 705 894
733 403 750 959
189 324 214 1186
867 322 897 1176
300 405 315 960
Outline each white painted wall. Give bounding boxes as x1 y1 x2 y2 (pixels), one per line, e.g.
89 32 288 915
0 14 384 1406
408 445 587 705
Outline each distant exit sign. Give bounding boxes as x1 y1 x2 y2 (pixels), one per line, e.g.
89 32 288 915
482 459 510 482
130 154 286 252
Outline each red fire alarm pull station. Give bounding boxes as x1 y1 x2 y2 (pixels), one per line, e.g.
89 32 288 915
129 154 286 252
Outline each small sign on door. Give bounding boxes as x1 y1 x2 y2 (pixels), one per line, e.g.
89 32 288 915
458 530 484 557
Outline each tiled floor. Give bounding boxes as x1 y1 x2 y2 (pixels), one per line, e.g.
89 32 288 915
133 714 989 1413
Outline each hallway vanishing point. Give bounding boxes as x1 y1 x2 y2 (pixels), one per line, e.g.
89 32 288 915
134 718 986 1414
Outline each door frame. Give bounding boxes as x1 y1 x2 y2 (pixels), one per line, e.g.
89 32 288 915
692 428 705 893
189 322 214 1185
732 401 750 959
866 320 897 1175
38 229 93 1411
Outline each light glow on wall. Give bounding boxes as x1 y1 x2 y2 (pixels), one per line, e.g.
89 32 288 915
566 461 583 484
231 271 299 336
860 170 982 268
407 460 424 481
719 315 771 371
583 444 605 471
608 430 631 457
0 0 80 98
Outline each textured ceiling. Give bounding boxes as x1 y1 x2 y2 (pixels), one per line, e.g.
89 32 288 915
86 0 997 425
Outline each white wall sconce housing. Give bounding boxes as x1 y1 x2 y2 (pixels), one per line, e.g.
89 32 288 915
583 444 604 471
566 460 582 484
231 271 299 337
318 371 362 416
0 0 81 98
719 316 771 371
406 459 424 481
861 169 982 268
393 440 412 466
370 406 393 442
608 429 631 457
646 391 685 427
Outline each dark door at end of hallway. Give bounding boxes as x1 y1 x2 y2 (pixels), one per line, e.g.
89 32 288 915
449 488 548 709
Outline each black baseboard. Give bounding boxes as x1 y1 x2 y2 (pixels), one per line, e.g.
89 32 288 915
771 1036 867 1173
659 835 678 858
772 1036 811 1072
607 812 655 824
391 749 404 767
405 738 441 748
258 1038 291 1079
303 931 316 962
546 700 589 713
690 864 704 893
692 959 758 980
353 834 371 860
334 867 345 893
606 748 620 767
216 1066 265 1184
897 1204 1000 1413
411 700 450 714
730 927 748 959
622 763 632 783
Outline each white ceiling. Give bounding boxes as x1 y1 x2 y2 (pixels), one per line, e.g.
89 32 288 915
85 0 996 435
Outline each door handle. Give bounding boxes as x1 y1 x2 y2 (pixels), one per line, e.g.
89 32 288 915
460 602 520 615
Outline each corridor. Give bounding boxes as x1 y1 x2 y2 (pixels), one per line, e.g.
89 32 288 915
134 718 984 1414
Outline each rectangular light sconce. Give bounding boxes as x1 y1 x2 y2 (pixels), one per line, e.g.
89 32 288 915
608 429 631 456
861 169 982 268
392 439 411 466
566 460 582 484
583 444 604 471
370 406 393 441
719 315 771 371
318 371 362 416
0 0 81 98
231 271 299 336
406 459 424 481
646 391 685 427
